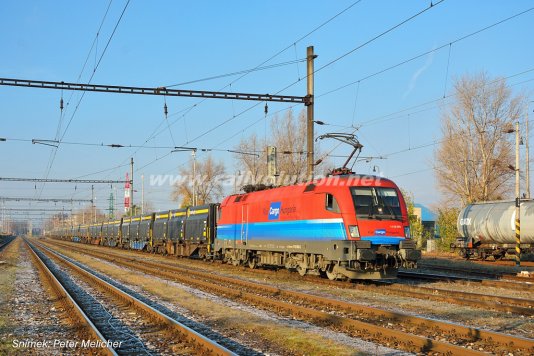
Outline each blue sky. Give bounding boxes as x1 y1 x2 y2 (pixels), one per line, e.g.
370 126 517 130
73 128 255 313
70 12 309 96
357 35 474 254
1 0 533 223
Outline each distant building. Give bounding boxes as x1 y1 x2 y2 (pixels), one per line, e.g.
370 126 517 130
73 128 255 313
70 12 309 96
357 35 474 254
413 203 437 238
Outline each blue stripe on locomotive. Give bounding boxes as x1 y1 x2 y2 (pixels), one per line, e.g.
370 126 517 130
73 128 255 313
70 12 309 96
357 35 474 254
217 219 404 245
217 219 347 240
361 236 404 245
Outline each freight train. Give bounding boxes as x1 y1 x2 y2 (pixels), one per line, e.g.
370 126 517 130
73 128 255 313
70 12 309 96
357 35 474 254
49 174 421 279
453 199 534 259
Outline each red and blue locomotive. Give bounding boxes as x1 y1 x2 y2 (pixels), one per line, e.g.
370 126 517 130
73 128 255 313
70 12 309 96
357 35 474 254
215 174 420 279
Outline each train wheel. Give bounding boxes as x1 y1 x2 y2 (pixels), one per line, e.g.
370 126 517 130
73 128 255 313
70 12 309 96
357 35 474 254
297 265 307 276
325 264 340 280
326 269 339 280
248 258 257 269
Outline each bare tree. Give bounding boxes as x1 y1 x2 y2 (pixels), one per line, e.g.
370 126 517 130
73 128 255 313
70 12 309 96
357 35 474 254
234 109 320 186
272 109 308 181
435 73 524 204
234 133 267 185
171 155 226 207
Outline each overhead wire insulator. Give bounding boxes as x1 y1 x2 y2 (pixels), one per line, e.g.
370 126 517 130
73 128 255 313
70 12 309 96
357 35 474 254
164 102 168 118
60 98 64 112
264 102 268 116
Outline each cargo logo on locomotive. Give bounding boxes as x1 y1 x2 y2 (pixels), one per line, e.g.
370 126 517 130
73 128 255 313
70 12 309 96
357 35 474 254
268 202 282 220
375 229 386 235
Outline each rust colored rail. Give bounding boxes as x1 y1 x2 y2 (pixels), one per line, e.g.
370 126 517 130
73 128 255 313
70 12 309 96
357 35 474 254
373 281 534 313
44 240 534 355
25 240 117 356
474 260 534 268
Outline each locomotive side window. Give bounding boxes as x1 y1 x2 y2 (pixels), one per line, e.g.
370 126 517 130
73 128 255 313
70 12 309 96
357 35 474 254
325 193 340 213
351 187 402 220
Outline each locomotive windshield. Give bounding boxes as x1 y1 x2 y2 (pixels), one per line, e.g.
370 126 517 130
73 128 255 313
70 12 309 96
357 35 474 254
350 187 402 220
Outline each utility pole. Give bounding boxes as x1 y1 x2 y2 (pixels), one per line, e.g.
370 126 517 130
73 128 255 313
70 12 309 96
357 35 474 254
92 185 95 223
1 202 4 232
192 150 197 206
70 200 73 227
515 121 521 267
306 46 317 180
130 157 134 215
141 174 144 215
526 111 530 199
108 192 114 219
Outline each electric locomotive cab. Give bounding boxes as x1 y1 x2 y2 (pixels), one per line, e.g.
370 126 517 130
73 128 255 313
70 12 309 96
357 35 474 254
348 185 420 269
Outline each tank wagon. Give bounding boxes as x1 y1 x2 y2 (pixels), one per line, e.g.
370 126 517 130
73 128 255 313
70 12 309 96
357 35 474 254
454 200 534 259
49 174 420 280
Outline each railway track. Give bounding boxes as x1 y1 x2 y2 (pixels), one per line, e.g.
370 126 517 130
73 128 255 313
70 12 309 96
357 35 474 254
48 239 534 315
468 259 534 268
427 254 534 268
43 239 534 355
25 238 116 355
27 239 239 355
370 280 534 313
228 259 534 315
415 263 534 282
398 270 533 291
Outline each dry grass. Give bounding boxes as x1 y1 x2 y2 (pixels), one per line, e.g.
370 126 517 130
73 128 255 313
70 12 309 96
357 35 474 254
0 238 20 353
48 244 361 355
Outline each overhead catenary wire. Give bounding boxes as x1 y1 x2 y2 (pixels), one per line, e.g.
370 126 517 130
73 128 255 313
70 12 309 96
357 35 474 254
165 59 306 88
317 6 534 102
275 0 447 97
297 72 534 167
60 0 131 142
54 0 114 147
105 0 366 182
56 3 534 209
37 0 131 200
35 0 116 200
22 68 533 204
76 0 367 215
142 70 534 188
148 0 447 168
136 2 439 175
359 70 534 129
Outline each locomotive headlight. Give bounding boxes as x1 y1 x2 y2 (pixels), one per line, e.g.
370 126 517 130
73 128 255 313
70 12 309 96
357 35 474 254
349 225 360 238
404 226 411 239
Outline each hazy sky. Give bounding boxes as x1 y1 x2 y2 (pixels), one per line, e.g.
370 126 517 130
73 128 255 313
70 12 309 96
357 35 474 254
1 0 533 223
